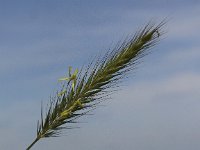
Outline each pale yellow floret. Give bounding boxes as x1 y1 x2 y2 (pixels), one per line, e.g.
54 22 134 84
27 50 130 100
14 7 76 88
60 99 83 118
58 67 78 91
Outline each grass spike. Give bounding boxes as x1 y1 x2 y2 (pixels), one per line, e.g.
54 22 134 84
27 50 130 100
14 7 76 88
26 21 165 149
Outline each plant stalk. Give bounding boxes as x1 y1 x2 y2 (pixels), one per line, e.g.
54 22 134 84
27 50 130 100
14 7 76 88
26 137 40 150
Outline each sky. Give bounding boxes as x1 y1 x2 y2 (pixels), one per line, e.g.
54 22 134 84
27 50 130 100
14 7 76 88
0 0 200 150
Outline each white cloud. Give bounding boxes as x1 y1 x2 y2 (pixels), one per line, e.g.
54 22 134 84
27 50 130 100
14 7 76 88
167 5 200 39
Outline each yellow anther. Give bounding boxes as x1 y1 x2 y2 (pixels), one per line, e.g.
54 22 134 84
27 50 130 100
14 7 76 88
57 89 67 96
58 66 78 91
75 99 83 108
60 110 71 117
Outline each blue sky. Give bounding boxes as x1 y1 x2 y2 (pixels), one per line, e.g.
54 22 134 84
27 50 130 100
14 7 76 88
0 0 200 150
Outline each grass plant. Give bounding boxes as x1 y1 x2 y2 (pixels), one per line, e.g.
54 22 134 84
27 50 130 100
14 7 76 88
26 21 165 149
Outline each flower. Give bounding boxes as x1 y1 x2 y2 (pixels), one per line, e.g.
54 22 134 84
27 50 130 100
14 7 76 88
58 66 78 91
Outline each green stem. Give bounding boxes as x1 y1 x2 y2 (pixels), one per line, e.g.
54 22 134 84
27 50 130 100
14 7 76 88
26 137 40 150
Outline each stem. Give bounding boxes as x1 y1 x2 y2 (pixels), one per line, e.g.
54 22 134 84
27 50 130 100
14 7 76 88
26 137 40 150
